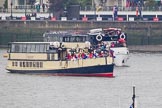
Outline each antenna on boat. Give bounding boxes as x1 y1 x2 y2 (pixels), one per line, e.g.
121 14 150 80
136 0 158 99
133 86 135 108
130 86 136 108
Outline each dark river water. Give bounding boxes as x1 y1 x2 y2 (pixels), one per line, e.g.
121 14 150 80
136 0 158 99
0 49 162 108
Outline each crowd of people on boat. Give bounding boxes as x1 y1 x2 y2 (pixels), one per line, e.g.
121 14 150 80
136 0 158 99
110 38 127 47
64 36 127 61
65 42 114 61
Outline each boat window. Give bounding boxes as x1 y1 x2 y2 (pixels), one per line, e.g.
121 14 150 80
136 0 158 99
27 44 31 52
33 62 36 67
40 62 43 68
52 36 59 41
12 62 14 66
17 61 43 68
30 44 36 52
11 44 20 52
64 37 70 42
77 36 87 42
11 44 26 53
36 62 39 67
29 62 32 67
30 44 44 53
11 44 15 52
70 37 76 42
15 44 20 52
23 62 25 67
46 44 50 51
22 44 27 52
35 44 40 52
39 44 44 52
19 44 23 52
44 34 63 42
76 37 79 42
12 62 18 66
59 37 63 42
26 62 29 67
20 62 22 67
15 62 18 66
10 43 49 53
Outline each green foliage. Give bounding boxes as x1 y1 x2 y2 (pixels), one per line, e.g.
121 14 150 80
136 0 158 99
3 0 8 9
49 0 91 11
63 0 91 6
77 0 91 7
49 0 64 12
144 0 157 7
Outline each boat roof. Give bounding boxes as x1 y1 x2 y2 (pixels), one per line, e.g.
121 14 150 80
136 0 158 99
43 30 88 37
9 42 51 44
89 28 102 33
103 27 121 31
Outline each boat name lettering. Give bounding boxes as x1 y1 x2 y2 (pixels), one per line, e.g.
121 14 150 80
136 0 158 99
27 55 34 59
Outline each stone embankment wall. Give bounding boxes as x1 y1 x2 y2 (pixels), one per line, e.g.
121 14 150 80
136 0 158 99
0 21 162 47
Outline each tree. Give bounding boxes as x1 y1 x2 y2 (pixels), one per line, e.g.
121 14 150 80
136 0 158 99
3 0 8 9
144 0 157 7
49 0 92 18
49 0 64 18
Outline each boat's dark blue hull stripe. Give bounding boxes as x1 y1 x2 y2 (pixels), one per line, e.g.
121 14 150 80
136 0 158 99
8 64 114 74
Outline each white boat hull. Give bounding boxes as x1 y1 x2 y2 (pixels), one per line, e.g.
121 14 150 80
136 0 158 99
110 47 129 66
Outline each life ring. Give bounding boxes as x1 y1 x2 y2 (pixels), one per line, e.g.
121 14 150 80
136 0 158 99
96 34 103 41
119 33 126 40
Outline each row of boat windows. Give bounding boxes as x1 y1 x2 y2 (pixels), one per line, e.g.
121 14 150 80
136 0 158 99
12 61 43 68
63 37 87 42
44 36 87 42
44 35 63 42
11 44 50 53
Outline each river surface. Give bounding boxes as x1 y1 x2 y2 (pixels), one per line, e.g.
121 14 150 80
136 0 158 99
0 49 162 108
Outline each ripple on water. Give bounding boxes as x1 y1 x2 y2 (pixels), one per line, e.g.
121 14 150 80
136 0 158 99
0 49 162 108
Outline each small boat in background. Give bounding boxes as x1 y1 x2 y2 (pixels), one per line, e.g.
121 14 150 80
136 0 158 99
43 28 129 66
88 27 129 66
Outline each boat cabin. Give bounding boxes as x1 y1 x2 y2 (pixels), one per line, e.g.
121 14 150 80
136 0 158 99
43 31 89 43
8 42 67 61
43 29 127 48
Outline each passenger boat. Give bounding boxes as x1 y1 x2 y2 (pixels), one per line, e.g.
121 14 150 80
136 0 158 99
103 28 129 66
43 28 129 66
87 28 129 66
5 41 114 77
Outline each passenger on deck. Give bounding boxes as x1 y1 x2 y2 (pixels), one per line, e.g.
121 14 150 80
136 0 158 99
111 42 115 47
81 52 87 59
118 38 126 47
98 51 103 57
71 52 77 61
88 52 93 59
77 53 81 59
93 50 98 58
66 52 72 60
